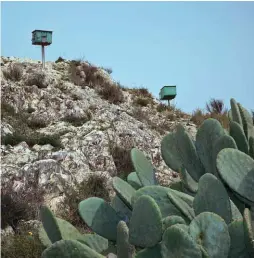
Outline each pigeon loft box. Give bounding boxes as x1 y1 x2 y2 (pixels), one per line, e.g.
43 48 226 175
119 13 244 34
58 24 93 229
32 30 52 46
159 86 177 101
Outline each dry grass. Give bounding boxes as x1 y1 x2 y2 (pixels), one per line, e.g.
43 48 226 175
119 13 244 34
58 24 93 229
1 183 45 231
2 64 23 81
191 99 229 129
191 108 229 129
133 97 151 107
1 233 45 258
108 134 135 179
97 82 124 104
1 101 63 149
61 111 92 127
26 72 47 88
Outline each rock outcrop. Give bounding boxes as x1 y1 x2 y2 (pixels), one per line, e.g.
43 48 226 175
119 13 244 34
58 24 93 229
1 56 197 213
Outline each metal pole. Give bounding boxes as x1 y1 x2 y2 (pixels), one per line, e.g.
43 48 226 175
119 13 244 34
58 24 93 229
41 45 45 69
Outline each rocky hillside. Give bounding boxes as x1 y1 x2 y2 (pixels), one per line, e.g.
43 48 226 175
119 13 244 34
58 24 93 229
1 56 197 214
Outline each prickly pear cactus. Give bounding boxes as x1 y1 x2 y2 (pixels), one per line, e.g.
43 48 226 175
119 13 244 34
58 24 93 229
78 197 123 241
41 239 104 258
216 148 254 205
40 205 62 244
129 195 162 248
161 225 202 258
130 148 157 186
193 173 232 224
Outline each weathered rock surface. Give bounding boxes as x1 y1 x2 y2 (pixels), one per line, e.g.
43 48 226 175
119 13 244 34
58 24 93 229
1 56 197 214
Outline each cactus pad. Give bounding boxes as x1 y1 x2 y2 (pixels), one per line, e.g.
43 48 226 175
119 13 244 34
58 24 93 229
167 191 195 222
78 197 123 241
217 148 254 203
77 234 108 254
129 195 162 248
40 206 62 244
41 239 104 258
131 186 183 218
113 177 136 209
131 148 157 186
127 172 142 190
161 132 183 172
196 118 225 175
161 225 202 258
243 208 254 256
229 121 249 154
193 173 232 224
228 219 249 258
189 212 230 258
175 124 205 181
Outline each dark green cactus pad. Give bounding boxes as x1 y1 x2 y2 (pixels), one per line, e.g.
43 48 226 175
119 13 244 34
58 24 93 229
230 98 242 126
243 208 254 256
111 195 132 221
77 234 108 254
229 121 249 154
193 173 232 224
249 136 254 159
212 134 237 177
238 103 254 139
217 148 254 203
131 148 157 186
161 225 202 258
162 215 186 232
175 124 205 181
167 188 194 208
129 195 162 248
179 167 198 193
127 172 142 190
161 132 183 172
172 223 189 232
131 186 183 218
228 219 249 258
135 244 162 258
39 217 83 247
41 239 104 258
113 177 136 210
78 197 123 241
40 205 62 244
167 191 195 222
117 221 134 258
189 212 230 258
230 200 243 221
196 118 225 175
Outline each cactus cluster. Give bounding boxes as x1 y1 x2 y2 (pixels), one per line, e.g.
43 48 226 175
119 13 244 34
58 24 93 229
39 98 254 257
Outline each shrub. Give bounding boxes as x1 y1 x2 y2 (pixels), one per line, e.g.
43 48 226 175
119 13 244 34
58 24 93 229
206 98 226 114
132 87 153 98
133 97 150 107
1 183 45 230
55 56 65 63
101 67 113 74
59 174 110 232
61 111 92 127
2 64 23 81
156 103 168 112
27 118 48 129
1 132 63 149
1 232 45 258
26 72 47 89
97 83 124 104
191 108 229 129
108 135 135 180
